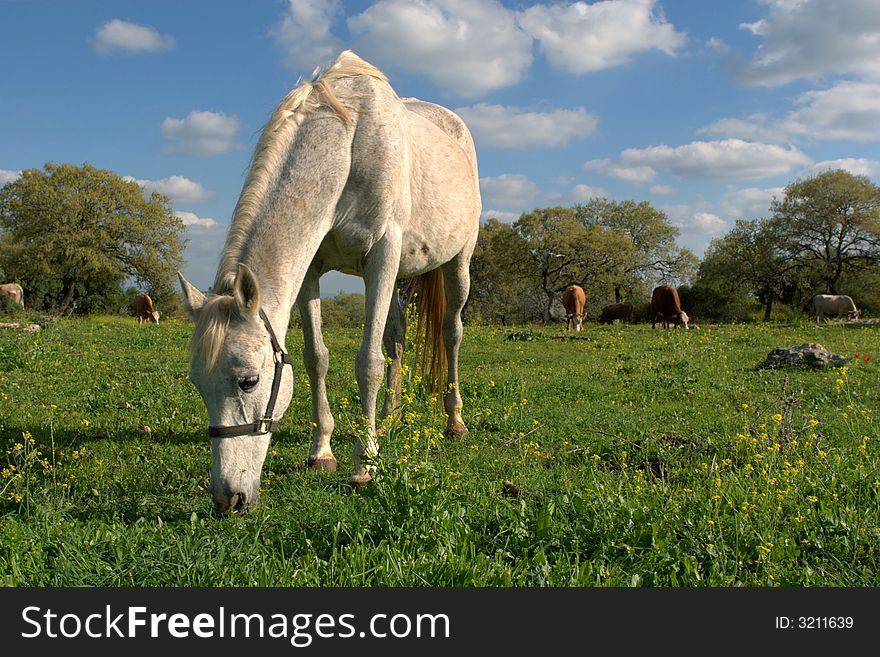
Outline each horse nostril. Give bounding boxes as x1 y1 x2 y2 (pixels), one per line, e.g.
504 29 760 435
230 492 247 513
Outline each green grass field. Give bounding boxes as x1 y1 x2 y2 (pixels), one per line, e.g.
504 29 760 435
1 315 878 586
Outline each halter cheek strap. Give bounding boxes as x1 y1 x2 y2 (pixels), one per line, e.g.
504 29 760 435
208 309 292 438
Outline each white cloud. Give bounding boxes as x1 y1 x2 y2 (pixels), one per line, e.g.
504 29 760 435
348 0 533 97
568 183 609 202
0 169 21 185
733 0 880 86
692 212 727 233
591 139 811 182
479 174 540 208
92 19 175 55
517 0 685 74
175 211 218 229
271 0 344 72
583 159 656 182
662 203 729 255
697 113 785 143
649 184 675 195
720 186 784 220
481 209 521 223
273 1 685 97
454 104 597 149
161 110 240 156
778 81 880 142
700 81 880 148
806 158 880 178
125 175 214 203
698 81 880 142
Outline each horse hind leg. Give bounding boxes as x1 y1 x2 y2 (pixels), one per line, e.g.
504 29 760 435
380 280 407 421
297 269 337 472
440 251 472 438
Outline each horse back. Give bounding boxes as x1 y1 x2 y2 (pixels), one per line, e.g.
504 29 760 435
402 98 478 175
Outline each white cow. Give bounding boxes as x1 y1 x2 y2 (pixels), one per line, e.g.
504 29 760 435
812 294 860 322
0 283 24 309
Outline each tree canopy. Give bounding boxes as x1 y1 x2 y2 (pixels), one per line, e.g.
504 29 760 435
0 162 186 314
769 169 880 294
694 218 801 320
575 198 697 302
470 200 694 323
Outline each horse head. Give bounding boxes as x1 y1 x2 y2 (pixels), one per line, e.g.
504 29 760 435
178 263 294 514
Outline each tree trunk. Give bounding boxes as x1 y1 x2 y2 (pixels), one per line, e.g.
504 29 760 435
763 297 773 321
56 279 76 316
544 290 554 324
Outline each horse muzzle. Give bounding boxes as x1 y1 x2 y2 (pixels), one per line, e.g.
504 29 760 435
212 485 258 515
210 434 270 515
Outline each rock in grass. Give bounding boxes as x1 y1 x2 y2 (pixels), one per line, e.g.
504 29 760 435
761 343 846 369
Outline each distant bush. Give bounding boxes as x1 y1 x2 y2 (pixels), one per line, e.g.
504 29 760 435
678 285 758 323
319 292 365 328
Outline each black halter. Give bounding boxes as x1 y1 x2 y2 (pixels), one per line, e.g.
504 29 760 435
208 308 292 438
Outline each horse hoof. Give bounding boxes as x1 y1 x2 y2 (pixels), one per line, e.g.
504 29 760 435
307 456 337 472
348 473 372 488
444 424 469 439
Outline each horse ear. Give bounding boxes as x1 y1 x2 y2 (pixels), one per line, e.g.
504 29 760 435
234 263 261 316
178 271 206 317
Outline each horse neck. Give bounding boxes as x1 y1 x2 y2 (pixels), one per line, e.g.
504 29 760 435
222 220 327 339
216 117 352 334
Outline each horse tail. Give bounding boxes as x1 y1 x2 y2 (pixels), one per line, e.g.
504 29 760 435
412 268 446 397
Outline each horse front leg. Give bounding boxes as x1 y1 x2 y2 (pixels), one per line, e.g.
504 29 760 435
297 269 336 472
351 233 402 487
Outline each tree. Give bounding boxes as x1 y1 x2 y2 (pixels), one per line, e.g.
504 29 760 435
695 218 802 320
510 207 586 322
0 162 186 314
770 169 880 295
575 199 697 301
468 218 533 324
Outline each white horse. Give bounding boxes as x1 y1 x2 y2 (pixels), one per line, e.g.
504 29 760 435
177 51 481 513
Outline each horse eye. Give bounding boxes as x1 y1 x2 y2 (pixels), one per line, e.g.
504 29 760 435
238 376 259 393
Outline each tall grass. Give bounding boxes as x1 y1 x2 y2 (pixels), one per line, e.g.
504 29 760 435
1 316 878 586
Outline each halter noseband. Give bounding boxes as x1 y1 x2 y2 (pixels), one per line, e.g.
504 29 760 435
208 308 292 438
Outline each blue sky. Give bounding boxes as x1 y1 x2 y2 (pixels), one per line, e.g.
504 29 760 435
2 0 879 296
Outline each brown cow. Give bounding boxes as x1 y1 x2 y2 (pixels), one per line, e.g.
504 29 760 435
134 293 160 324
598 302 634 325
651 285 689 330
562 284 586 331
0 283 24 309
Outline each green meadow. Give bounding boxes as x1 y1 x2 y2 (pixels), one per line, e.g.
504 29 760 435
1 315 878 586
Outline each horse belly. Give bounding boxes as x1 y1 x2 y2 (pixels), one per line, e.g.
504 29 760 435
398 169 479 277
314 228 374 277
397 233 464 278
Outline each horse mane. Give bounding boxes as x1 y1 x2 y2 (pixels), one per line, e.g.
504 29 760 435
214 50 388 291
189 295 239 372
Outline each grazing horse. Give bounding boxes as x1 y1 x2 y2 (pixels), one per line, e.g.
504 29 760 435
0 283 24 309
562 285 586 331
177 51 481 513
